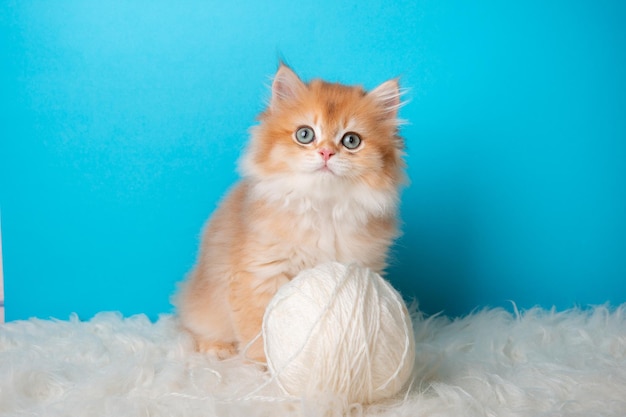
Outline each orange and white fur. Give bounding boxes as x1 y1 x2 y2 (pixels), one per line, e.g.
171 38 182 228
174 65 406 363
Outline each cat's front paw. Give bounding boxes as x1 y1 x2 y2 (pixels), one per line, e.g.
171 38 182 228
196 339 238 360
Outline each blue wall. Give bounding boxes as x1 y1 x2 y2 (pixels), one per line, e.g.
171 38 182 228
1 1 625 320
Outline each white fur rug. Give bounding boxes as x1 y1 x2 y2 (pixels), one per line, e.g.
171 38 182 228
1 305 625 417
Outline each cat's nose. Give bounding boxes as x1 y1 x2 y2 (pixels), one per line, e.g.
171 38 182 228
319 148 335 162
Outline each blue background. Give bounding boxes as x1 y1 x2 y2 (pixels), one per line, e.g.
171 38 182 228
1 1 625 321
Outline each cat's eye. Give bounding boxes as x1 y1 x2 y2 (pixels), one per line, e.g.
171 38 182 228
341 132 362 150
295 126 315 144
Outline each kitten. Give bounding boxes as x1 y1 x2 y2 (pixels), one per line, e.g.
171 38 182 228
174 64 406 362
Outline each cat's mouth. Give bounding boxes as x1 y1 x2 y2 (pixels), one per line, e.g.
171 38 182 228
317 164 336 175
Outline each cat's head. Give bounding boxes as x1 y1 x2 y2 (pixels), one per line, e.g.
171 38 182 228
240 64 406 202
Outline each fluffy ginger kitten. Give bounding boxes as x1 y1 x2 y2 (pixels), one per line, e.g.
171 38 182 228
175 64 406 363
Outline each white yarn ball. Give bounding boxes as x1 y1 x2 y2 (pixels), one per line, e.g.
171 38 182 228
262 262 416 404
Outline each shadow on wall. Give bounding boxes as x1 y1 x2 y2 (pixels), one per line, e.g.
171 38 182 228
388 178 477 318
386 123 481 318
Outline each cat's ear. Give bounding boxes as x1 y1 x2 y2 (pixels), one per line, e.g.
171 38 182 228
271 64 306 108
369 79 402 119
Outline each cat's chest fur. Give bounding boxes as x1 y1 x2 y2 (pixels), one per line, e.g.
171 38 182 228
243 176 396 278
